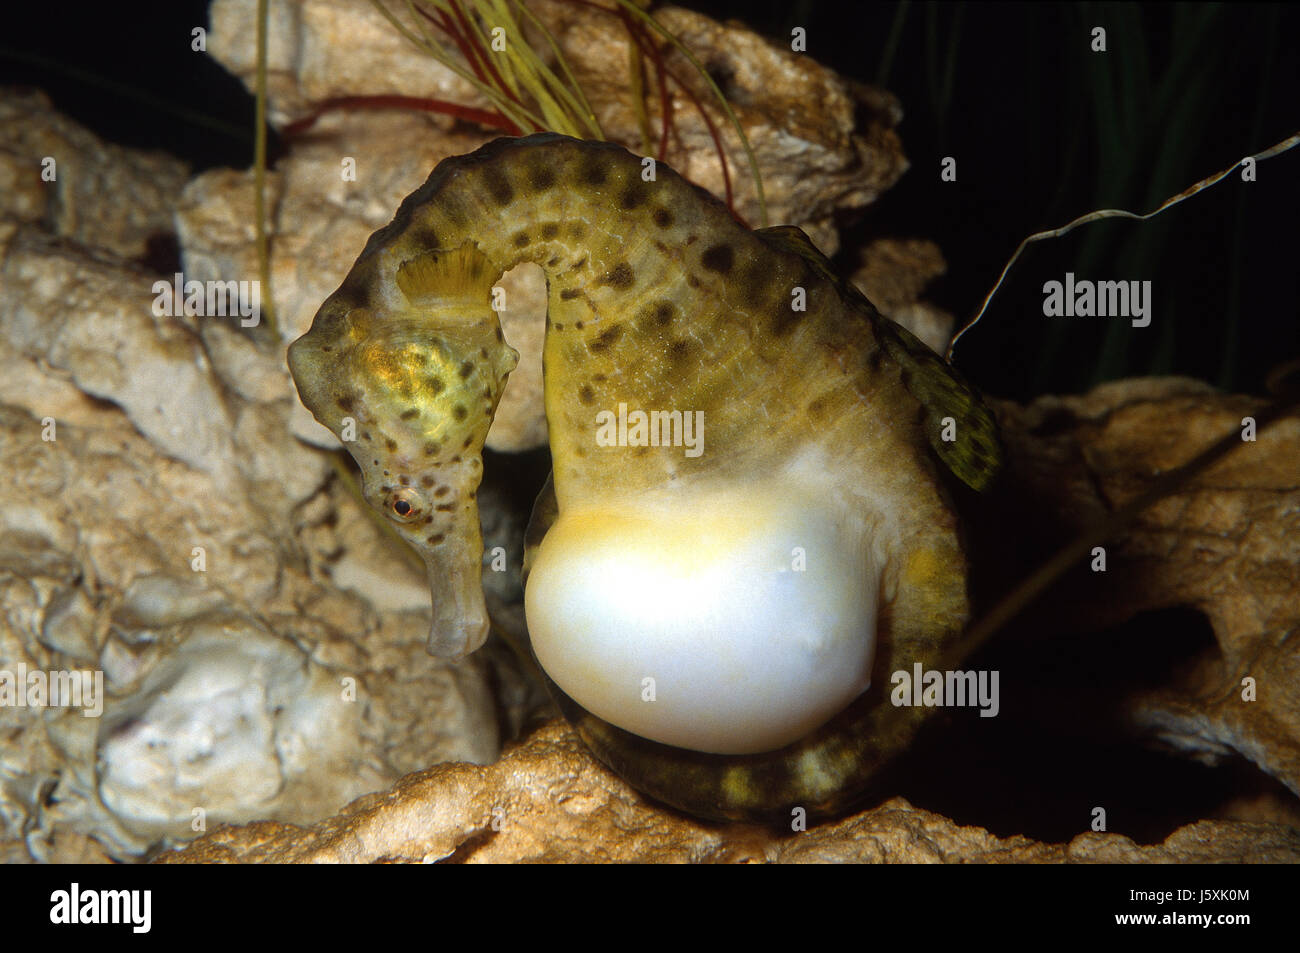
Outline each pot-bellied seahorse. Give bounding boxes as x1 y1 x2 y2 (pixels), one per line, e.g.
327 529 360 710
289 132 1001 821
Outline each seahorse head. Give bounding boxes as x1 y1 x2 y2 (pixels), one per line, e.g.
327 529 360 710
289 242 516 659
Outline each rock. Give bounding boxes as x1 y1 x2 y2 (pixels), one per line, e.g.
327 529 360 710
849 238 953 352
523 0 910 246
2 227 240 481
206 0 907 241
158 720 1300 863
0 385 501 860
207 0 483 126
0 89 190 262
96 615 370 841
989 378 1300 800
0 107 504 862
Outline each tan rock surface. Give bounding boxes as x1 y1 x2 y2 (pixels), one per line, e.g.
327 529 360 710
207 0 907 243
159 721 1300 863
988 379 1300 798
0 129 506 861
849 237 953 353
0 89 190 262
0 355 502 860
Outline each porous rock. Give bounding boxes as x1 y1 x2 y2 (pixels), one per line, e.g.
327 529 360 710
0 111 503 862
159 720 1300 863
0 89 190 262
989 378 1300 800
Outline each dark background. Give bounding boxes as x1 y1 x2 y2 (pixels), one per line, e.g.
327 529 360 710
1 1 1295 402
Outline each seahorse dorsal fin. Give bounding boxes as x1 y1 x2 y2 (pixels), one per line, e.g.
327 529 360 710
878 323 1003 491
756 224 1003 491
395 243 495 304
755 225 841 282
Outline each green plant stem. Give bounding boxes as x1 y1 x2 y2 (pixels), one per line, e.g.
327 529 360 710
254 0 278 340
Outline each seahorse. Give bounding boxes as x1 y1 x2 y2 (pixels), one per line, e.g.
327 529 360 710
288 133 1001 821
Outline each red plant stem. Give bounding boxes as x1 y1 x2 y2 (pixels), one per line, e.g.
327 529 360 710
413 1 528 122
447 0 520 115
660 61 737 220
281 95 522 138
416 4 489 88
566 0 738 219
285 1 739 217
642 29 672 159
616 6 672 159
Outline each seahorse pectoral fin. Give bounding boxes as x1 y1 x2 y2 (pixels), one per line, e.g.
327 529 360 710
877 327 1003 491
424 523 491 660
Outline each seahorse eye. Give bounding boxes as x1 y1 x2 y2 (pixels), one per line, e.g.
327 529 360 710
390 488 425 522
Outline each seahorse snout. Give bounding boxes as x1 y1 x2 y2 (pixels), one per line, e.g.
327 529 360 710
419 507 492 659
